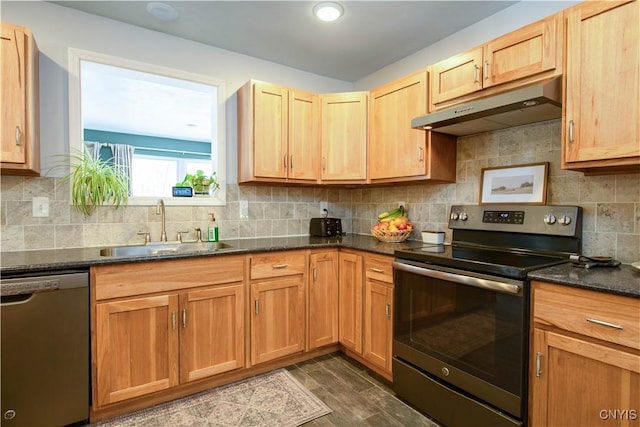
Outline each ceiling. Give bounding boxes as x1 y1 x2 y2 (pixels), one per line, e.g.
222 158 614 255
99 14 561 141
51 1 519 82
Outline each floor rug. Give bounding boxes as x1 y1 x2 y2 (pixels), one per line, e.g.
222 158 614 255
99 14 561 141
93 369 332 427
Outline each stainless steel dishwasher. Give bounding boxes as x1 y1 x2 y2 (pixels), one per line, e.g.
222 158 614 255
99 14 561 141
1 270 89 426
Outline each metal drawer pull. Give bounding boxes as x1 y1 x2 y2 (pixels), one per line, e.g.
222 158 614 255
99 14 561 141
15 126 22 146
483 60 489 80
535 352 542 378
568 120 574 143
586 317 623 330
313 267 317 281
370 268 384 273
272 264 288 269
172 312 177 330
473 65 479 83
385 303 391 319
182 309 187 328
255 299 259 314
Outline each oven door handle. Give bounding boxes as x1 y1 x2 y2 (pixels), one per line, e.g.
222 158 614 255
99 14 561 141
393 261 521 295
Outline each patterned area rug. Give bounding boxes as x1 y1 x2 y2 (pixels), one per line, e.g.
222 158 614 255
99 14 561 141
93 369 332 427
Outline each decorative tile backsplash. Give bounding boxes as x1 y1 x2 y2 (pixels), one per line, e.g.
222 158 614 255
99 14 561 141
1 119 639 263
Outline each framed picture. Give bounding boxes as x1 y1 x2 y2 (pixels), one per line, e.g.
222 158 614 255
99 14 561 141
480 162 549 205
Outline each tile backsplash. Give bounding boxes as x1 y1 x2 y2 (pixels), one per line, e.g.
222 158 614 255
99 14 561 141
1 120 639 263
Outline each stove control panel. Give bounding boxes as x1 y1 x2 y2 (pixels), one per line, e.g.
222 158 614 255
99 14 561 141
449 205 582 237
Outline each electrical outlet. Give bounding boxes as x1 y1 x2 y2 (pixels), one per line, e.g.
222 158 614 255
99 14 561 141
396 201 406 209
239 200 249 219
32 197 50 217
319 201 328 216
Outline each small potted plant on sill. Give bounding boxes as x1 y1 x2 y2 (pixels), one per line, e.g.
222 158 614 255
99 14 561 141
51 147 129 216
175 170 220 196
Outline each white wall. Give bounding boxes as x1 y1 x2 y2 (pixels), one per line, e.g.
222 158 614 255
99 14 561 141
354 0 581 90
1 1 352 183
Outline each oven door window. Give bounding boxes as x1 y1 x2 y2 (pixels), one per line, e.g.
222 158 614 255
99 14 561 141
394 268 525 396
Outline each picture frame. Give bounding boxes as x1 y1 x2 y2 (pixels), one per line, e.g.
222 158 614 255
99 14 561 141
479 162 549 205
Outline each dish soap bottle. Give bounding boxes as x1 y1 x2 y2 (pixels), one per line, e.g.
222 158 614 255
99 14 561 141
208 213 219 242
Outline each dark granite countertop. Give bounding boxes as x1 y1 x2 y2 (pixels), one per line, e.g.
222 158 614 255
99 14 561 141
0 234 425 276
529 262 640 298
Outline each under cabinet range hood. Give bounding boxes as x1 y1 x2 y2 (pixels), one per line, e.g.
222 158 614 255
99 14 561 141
412 78 562 136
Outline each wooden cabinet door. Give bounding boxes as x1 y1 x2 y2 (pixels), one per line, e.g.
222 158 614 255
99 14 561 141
370 70 429 180
253 81 288 179
179 284 245 383
483 15 560 88
338 251 363 354
250 275 305 365
363 279 393 374
429 47 483 108
308 251 339 350
320 92 368 183
530 328 640 427
95 294 179 406
1 25 26 165
563 1 640 171
288 90 319 182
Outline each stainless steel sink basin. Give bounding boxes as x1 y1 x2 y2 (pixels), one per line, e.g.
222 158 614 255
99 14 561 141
99 241 235 257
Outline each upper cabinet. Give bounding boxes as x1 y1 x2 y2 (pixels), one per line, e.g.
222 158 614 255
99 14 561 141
1 23 40 176
369 70 456 183
429 14 563 111
562 1 640 174
320 92 368 184
237 80 320 184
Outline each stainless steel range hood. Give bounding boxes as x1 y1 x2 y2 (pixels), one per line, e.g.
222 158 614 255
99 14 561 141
412 78 561 136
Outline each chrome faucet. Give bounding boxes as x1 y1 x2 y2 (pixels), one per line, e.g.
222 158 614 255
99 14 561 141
155 199 167 242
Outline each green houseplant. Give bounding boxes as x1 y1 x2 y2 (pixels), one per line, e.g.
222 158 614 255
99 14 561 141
51 147 129 216
176 170 220 195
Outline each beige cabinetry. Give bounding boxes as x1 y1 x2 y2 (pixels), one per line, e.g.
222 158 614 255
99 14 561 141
429 14 562 111
320 92 368 183
562 1 640 173
249 251 306 365
92 256 245 408
338 251 364 354
363 253 394 376
237 80 319 184
1 23 40 175
308 250 339 350
529 281 640 427
369 69 457 183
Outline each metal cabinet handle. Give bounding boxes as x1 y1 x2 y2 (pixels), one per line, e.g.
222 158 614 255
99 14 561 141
172 311 177 330
313 267 317 281
385 303 391 319
182 309 187 328
418 146 424 162
284 155 288 170
15 126 22 146
473 65 479 83
322 157 326 172
255 299 259 314
568 120 574 143
290 155 294 170
369 268 384 273
483 60 489 80
535 352 542 377
272 264 288 269
586 317 623 330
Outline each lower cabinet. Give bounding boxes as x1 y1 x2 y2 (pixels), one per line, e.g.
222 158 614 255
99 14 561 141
308 250 339 350
92 256 245 409
249 251 306 365
338 250 395 379
529 281 640 427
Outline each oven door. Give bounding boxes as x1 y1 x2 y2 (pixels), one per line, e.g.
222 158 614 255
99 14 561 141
393 260 527 420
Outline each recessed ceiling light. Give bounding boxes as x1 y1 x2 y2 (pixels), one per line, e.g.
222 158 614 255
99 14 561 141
146 2 179 22
313 2 343 22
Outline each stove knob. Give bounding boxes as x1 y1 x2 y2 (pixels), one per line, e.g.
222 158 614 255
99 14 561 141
544 214 557 225
450 212 459 221
558 215 572 225
459 212 468 221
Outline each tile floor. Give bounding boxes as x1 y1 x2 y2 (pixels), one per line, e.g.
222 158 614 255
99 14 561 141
286 353 439 426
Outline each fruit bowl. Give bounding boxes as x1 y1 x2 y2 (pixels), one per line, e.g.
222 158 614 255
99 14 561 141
371 227 412 243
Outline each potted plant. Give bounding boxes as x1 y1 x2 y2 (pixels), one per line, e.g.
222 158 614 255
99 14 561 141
175 170 220 196
51 147 129 216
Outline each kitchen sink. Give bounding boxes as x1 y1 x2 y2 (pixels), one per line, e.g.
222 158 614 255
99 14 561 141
99 241 235 257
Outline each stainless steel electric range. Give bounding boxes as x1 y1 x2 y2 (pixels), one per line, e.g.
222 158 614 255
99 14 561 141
392 204 582 427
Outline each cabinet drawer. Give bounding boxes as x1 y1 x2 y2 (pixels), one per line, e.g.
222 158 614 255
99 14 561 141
533 281 640 349
250 251 306 280
365 254 394 284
